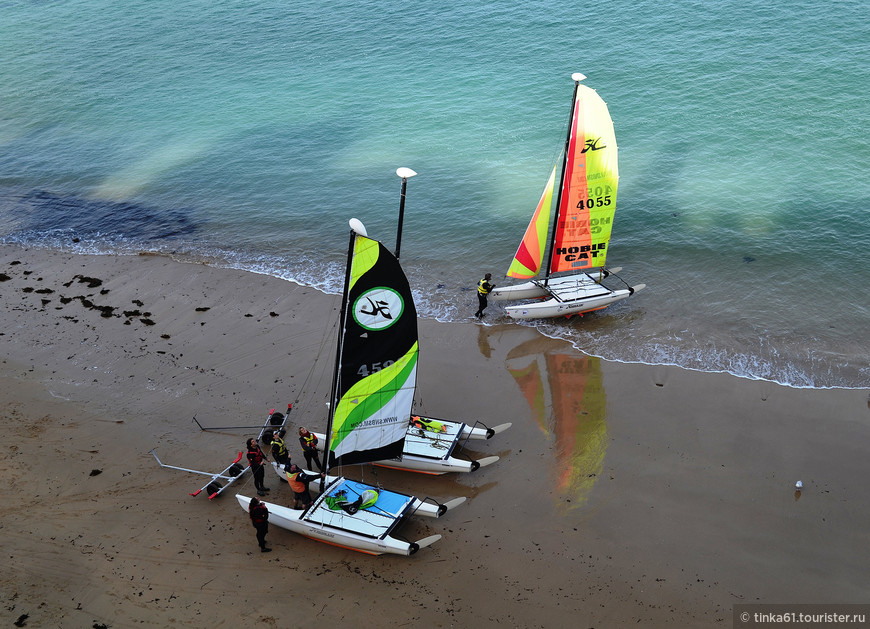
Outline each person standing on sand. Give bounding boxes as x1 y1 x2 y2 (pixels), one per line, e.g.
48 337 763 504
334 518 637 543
475 273 496 319
270 429 290 466
298 427 322 471
286 463 324 510
248 496 271 552
246 438 270 496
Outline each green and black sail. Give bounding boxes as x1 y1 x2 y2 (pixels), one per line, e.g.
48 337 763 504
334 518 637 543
326 230 418 468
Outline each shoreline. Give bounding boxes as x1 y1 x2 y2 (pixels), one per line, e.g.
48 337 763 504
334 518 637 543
2 244 868 627
4 238 864 391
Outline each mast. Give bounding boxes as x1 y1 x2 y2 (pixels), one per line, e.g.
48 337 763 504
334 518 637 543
543 73 585 284
321 219 368 485
394 167 417 259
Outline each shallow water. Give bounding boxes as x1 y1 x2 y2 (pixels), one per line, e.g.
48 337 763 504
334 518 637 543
1 0 868 388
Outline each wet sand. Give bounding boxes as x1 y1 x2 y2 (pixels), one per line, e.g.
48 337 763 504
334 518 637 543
1 244 868 628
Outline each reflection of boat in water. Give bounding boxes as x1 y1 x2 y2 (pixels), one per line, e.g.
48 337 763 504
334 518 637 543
506 337 607 508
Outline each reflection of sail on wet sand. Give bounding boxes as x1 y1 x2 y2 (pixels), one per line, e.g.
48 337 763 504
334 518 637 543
506 338 607 509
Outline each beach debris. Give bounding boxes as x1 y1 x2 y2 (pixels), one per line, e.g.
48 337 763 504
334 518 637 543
62 274 102 289
89 469 103 476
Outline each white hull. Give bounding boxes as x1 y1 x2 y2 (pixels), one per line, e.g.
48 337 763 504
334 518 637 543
373 454 499 475
490 268 623 302
284 416 510 476
237 476 464 556
493 271 645 320
489 281 549 301
461 421 512 440
505 285 644 320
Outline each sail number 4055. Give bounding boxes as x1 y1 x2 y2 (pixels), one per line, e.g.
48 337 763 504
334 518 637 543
576 195 612 209
357 360 395 377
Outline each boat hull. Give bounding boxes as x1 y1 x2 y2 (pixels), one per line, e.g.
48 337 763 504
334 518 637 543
284 416 509 476
493 272 644 320
237 477 463 556
503 288 635 319
237 493 422 556
490 268 623 302
373 455 499 475
490 281 549 301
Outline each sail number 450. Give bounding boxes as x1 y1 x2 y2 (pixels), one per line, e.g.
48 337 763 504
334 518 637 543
357 360 395 377
576 195 612 209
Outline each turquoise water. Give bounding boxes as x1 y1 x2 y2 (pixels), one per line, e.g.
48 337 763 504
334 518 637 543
1 0 869 388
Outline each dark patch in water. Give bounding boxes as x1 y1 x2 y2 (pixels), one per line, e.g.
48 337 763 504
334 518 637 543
10 189 200 242
743 256 755 263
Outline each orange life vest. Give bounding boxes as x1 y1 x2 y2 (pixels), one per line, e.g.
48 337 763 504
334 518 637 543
286 470 306 493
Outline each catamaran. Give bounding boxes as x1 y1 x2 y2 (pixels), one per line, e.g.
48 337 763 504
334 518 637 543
237 219 464 555
265 167 510 476
280 413 509 475
490 73 645 319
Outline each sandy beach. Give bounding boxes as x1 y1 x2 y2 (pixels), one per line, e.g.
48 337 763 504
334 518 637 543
1 244 868 628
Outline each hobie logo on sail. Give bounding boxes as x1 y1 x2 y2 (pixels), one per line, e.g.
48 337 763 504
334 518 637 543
580 137 606 153
353 287 404 331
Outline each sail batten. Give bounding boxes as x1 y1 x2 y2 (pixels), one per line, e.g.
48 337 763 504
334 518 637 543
329 234 418 467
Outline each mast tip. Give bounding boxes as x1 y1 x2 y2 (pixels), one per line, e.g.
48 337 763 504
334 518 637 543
349 218 367 237
572 72 587 82
396 167 418 179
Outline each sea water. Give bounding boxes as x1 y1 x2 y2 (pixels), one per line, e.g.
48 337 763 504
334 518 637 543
1 0 868 388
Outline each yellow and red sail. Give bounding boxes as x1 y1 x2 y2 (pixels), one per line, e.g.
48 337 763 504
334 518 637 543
507 165 557 279
550 84 619 273
506 81 619 279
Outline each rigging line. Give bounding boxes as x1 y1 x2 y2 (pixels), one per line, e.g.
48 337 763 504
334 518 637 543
125 342 313 419
139 315 341 418
94 310 341 429
293 293 342 405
